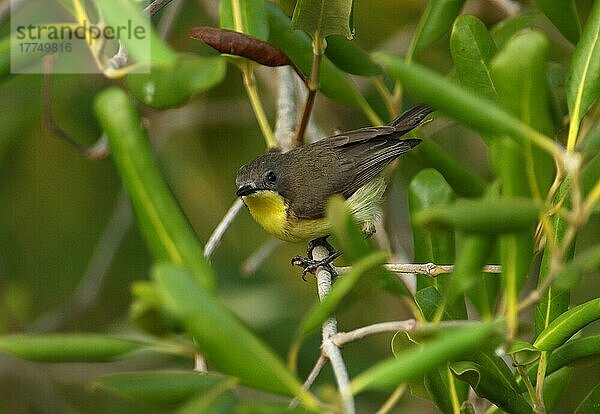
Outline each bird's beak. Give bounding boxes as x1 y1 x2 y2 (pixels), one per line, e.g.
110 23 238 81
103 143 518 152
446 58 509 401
236 183 258 197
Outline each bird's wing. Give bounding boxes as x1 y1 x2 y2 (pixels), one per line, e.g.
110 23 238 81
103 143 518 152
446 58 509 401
327 104 433 146
336 138 419 198
328 105 432 198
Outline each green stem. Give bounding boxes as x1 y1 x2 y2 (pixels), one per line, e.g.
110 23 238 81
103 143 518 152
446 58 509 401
517 364 544 413
373 76 398 119
241 62 277 149
534 352 548 413
446 365 461 414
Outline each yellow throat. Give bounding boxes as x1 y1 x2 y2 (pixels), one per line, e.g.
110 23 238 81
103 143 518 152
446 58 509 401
241 190 328 243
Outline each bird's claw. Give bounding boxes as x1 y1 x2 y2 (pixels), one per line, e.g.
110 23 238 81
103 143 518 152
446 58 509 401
291 251 342 281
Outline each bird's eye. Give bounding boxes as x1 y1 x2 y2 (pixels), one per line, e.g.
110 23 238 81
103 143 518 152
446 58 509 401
265 170 277 183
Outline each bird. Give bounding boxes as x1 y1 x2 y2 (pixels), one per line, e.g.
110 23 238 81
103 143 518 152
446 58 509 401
235 104 433 274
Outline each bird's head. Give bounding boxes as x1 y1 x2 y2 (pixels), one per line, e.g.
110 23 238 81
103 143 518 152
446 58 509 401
235 152 285 198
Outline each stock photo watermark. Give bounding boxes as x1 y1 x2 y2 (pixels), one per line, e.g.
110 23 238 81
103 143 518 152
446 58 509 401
10 0 151 74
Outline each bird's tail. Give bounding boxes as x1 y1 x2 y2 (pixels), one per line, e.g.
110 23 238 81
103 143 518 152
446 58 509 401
390 104 434 131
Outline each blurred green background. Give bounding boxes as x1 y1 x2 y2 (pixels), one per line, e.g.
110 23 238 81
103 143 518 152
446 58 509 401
0 0 598 412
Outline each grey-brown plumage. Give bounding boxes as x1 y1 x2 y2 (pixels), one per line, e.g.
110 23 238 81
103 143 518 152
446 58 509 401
236 105 433 220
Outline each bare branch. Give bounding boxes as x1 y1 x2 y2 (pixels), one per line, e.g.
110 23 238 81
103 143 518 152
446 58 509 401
336 262 502 277
274 66 298 152
204 198 245 260
332 320 417 348
312 244 355 414
241 237 283 275
290 355 328 408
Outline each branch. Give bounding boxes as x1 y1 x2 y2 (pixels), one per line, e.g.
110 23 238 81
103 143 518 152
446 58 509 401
204 198 245 260
241 237 283 275
274 66 298 152
332 320 417 348
312 244 355 414
335 262 502 277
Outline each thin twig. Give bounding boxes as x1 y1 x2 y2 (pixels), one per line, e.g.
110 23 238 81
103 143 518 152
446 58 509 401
204 198 245 260
293 39 324 147
241 237 283 275
332 320 417 348
312 244 355 414
29 189 132 332
290 354 328 408
375 385 407 414
336 262 502 277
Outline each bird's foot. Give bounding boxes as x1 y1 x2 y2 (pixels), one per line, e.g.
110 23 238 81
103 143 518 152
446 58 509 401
291 237 341 281
291 251 342 280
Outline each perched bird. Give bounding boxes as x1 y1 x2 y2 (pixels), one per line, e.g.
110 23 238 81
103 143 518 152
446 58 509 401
236 105 433 272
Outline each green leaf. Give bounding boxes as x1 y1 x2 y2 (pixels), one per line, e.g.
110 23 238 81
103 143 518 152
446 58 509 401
55 0 76 15
326 195 375 261
409 169 456 292
127 55 226 108
582 153 600 206
415 286 462 322
93 371 230 405
508 339 541 366
413 198 541 234
96 0 176 65
547 334 600 376
377 54 557 156
566 0 600 145
410 0 467 57
470 351 521 392
0 36 11 79
450 235 496 315
575 381 600 414
234 402 320 414
536 0 581 44
554 244 600 290
266 3 367 108
220 0 268 40
534 298 600 351
424 366 459 414
536 181 573 334
520 334 600 391
176 381 237 414
152 264 314 405
582 123 600 151
2 34 46 77
292 0 354 39
325 35 381 76
0 334 143 362
94 88 214 291
547 62 569 127
450 15 498 103
490 30 555 195
490 13 535 49
352 322 502 393
451 361 531 414
543 367 573 412
298 251 387 335
414 140 487 197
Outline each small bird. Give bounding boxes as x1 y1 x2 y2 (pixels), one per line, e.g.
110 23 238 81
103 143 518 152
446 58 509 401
236 105 433 273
